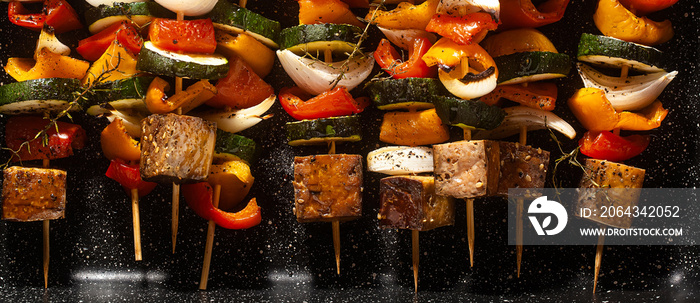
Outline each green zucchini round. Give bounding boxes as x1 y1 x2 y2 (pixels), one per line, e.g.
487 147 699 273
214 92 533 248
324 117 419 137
136 41 229 80
433 96 506 130
365 78 450 110
279 24 363 57
0 78 82 115
85 2 175 34
215 130 257 164
286 115 362 146
495 51 571 85
206 0 281 49
577 33 668 73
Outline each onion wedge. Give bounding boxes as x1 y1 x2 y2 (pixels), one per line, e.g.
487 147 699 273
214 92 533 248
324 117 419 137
196 94 275 133
367 146 434 175
276 49 374 95
439 67 498 100
86 0 146 7
437 0 500 21
377 26 437 50
473 106 576 140
35 26 70 59
154 0 217 16
577 63 677 111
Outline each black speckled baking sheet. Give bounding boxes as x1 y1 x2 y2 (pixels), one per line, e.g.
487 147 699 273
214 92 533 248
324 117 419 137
0 0 698 302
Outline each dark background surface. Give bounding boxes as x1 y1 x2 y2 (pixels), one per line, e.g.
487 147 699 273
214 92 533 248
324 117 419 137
0 0 698 302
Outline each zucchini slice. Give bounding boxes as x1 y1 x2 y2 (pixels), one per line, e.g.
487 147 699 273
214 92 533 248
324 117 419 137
279 24 363 57
90 76 154 104
206 0 281 49
214 130 257 164
577 33 668 73
0 78 82 115
433 96 505 130
136 41 229 80
286 115 362 146
85 2 175 34
365 78 449 110
495 51 571 85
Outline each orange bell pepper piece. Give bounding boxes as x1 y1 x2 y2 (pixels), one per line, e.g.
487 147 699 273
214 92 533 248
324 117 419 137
101 119 141 162
144 77 217 114
481 82 557 111
593 0 673 46
297 0 364 27
5 48 89 82
568 87 667 131
366 0 439 30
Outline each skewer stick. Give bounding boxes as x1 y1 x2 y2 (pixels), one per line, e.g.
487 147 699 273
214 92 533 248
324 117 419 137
239 0 247 8
593 230 606 293
412 230 419 293
131 189 142 261
169 11 186 253
42 158 50 288
200 184 221 290
516 125 527 277
327 140 341 275
462 128 476 267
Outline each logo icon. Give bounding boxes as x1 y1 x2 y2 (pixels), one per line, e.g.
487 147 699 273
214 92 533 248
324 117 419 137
528 196 568 236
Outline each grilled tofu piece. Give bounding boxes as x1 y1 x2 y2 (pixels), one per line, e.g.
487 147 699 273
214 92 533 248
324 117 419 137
496 142 550 196
140 114 217 184
576 159 645 229
379 176 455 231
293 154 363 223
433 140 500 198
2 166 67 222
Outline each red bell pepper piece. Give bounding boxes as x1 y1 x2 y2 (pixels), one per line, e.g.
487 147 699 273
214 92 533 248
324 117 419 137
206 55 274 109
373 37 436 79
8 0 82 34
5 116 85 162
76 21 143 61
579 131 650 162
105 159 157 197
182 182 262 230
499 0 570 30
279 86 370 120
425 13 498 45
148 18 217 54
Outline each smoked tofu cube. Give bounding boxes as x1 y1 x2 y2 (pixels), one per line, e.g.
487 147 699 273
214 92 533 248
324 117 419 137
2 166 67 222
293 154 363 223
576 159 645 229
379 176 455 231
433 140 500 198
496 142 550 196
140 114 217 184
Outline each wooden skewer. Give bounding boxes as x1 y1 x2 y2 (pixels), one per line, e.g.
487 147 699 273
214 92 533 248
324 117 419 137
131 188 142 261
462 128 476 267
327 140 341 275
239 0 247 8
412 230 419 293
593 229 605 293
42 158 50 288
516 125 527 277
200 184 221 290
168 11 186 254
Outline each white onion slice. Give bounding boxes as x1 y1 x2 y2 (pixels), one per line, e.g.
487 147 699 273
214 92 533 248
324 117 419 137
577 63 677 111
154 0 217 16
367 146 434 175
439 68 498 100
377 26 437 50
474 106 576 140
35 26 70 59
196 94 275 133
437 0 500 21
85 0 146 7
276 49 374 95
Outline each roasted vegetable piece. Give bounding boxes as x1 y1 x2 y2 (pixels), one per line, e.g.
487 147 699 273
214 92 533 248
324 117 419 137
297 0 364 27
433 96 506 130
83 39 138 85
8 0 82 34
106 159 157 197
208 158 254 211
279 86 369 120
367 146 434 175
148 18 217 54
594 0 673 46
365 78 449 110
579 131 650 162
101 119 141 162
216 32 275 78
575 159 645 229
425 13 497 45
499 0 570 30
433 140 500 198
380 108 450 146
5 116 86 162
293 154 363 223
76 20 143 61
182 182 261 229
374 37 436 79
379 176 455 231
144 77 217 114
286 115 362 146
480 82 557 111
481 28 558 58
5 48 90 82
2 166 67 222
140 114 216 184
206 55 274 109
568 87 667 131
496 142 550 197
366 0 439 30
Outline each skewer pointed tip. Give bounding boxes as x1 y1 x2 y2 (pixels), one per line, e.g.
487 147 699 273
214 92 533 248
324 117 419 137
466 199 475 268
593 234 606 293
172 183 180 254
412 230 419 293
332 220 341 276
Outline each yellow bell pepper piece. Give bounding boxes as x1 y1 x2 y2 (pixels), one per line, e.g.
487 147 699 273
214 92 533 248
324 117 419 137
298 0 364 27
208 158 254 211
568 87 667 131
422 37 497 78
216 32 274 78
144 77 217 114
101 119 141 162
593 0 673 46
480 28 558 58
366 0 439 30
83 40 138 86
4 48 90 82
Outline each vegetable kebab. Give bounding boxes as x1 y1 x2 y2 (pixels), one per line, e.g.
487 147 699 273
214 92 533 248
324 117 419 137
568 0 676 291
1 1 87 287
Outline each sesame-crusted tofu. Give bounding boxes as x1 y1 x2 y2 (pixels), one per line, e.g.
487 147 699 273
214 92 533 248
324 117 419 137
379 176 454 231
293 154 363 223
496 142 550 196
2 166 66 222
140 114 217 184
433 140 500 198
576 159 645 229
